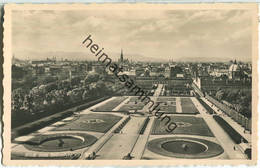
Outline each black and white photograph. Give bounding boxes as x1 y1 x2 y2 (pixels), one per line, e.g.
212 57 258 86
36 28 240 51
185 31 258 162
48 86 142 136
2 3 258 165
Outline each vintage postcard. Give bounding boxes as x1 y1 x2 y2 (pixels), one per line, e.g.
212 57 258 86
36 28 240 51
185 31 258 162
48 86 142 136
2 3 258 166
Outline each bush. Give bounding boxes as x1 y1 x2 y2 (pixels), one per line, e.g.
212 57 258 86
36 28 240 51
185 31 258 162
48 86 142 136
213 115 248 144
139 117 150 134
245 148 251 159
114 117 130 133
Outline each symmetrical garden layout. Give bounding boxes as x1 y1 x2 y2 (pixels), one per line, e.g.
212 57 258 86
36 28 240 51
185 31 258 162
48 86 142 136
11 95 250 160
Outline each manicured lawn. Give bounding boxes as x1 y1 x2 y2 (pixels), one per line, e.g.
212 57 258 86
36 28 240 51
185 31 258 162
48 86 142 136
115 97 147 111
117 103 145 111
152 116 214 137
158 106 176 113
129 96 143 102
181 98 199 113
157 97 176 101
54 113 122 133
127 97 147 105
92 97 128 111
156 97 176 112
157 101 176 106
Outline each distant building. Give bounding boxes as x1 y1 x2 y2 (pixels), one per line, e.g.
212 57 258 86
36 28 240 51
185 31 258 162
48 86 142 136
92 63 106 74
170 65 184 78
118 49 129 64
32 65 45 75
119 49 124 63
143 67 150 77
30 57 56 65
192 61 251 95
228 60 242 80
135 68 144 77
210 68 228 77
123 70 136 77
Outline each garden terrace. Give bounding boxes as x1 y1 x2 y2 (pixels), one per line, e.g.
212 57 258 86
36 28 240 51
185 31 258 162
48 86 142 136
11 97 110 139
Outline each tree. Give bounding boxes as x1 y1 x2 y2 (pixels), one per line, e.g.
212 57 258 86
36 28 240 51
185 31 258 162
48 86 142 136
71 76 81 86
220 74 228 81
23 94 34 113
84 73 100 85
12 88 25 111
12 65 27 79
82 90 89 100
215 89 224 100
37 75 57 85
226 90 239 103
23 75 38 90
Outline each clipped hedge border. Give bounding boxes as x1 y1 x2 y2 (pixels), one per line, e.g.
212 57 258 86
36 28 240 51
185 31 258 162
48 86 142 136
139 117 150 135
156 111 199 115
197 98 215 114
114 117 131 133
213 115 248 144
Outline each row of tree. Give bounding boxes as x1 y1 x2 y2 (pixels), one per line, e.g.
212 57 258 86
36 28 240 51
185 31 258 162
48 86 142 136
11 72 122 118
214 88 251 118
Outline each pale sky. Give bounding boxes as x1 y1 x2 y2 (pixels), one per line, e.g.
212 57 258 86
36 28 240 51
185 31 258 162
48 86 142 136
12 9 252 62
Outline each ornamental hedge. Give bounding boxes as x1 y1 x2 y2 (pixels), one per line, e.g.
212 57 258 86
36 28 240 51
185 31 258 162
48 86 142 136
114 117 130 133
197 98 215 114
139 117 150 134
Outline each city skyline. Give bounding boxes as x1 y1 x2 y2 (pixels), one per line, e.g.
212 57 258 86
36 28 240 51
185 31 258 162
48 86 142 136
5 4 256 164
12 9 252 62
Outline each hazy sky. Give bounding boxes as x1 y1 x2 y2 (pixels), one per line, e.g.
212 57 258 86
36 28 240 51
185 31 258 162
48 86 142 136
12 9 252 62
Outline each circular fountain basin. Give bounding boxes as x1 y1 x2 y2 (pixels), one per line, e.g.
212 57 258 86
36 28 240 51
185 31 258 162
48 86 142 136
148 137 224 159
162 139 207 154
24 133 97 152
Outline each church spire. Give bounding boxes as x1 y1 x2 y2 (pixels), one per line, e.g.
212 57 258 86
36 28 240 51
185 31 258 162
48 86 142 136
120 49 123 62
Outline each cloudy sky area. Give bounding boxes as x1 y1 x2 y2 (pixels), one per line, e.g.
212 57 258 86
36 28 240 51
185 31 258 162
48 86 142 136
12 9 252 62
